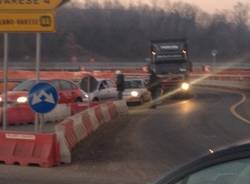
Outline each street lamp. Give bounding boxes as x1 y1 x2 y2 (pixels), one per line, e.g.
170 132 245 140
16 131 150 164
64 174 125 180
152 51 156 64
211 49 218 69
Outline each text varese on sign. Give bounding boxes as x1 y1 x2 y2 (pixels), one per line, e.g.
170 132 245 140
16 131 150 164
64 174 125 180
0 0 63 10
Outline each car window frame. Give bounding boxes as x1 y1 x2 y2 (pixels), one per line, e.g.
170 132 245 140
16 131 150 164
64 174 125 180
50 80 61 91
106 80 115 88
59 80 74 91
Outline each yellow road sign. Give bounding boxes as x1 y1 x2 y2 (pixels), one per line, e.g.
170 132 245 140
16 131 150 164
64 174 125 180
0 12 55 32
0 0 65 10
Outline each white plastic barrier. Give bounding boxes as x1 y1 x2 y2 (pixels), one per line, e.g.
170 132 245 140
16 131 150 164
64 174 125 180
87 109 99 131
55 100 128 163
44 104 71 123
55 125 72 164
72 113 88 141
113 100 129 115
100 104 111 123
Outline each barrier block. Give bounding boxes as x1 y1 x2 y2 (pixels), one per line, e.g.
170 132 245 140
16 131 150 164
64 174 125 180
61 119 78 150
87 109 100 131
100 104 111 123
107 101 118 119
0 104 71 126
72 114 88 141
114 100 129 115
7 105 34 125
81 112 93 135
94 106 104 124
55 100 127 164
0 131 60 167
54 126 71 164
44 104 71 123
70 103 89 115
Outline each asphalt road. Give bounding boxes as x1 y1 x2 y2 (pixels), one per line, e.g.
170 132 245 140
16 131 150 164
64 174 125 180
0 87 250 184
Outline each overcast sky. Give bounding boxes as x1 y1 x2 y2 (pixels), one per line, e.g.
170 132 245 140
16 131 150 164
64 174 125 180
72 0 249 13
175 0 248 13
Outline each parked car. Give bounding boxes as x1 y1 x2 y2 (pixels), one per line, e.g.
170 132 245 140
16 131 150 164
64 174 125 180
0 79 85 106
81 78 118 102
123 78 151 104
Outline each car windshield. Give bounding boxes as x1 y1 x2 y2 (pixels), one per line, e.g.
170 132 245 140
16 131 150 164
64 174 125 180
125 80 143 89
1 1 250 184
12 80 36 91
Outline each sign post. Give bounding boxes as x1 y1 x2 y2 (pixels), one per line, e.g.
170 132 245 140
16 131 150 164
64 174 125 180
211 50 218 69
35 32 41 132
2 33 8 130
36 33 41 81
0 0 68 130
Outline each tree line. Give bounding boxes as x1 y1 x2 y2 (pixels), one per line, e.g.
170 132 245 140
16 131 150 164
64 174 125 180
1 0 250 62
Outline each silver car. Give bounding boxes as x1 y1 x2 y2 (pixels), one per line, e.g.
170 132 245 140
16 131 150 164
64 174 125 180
82 79 118 102
123 78 151 104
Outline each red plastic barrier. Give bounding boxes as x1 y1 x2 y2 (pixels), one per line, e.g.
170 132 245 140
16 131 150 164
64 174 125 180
7 105 34 125
107 101 118 118
70 102 99 115
0 131 60 167
94 106 104 124
81 113 93 135
70 103 89 115
61 119 78 151
0 105 34 126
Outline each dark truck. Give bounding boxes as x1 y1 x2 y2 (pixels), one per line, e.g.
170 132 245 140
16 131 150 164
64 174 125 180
150 39 192 95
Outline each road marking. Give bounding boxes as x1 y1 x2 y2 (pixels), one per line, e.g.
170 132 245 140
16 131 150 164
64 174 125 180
131 87 250 124
230 93 250 124
197 87 250 124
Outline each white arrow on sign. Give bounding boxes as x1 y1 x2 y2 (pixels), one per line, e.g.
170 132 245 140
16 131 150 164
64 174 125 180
32 90 55 105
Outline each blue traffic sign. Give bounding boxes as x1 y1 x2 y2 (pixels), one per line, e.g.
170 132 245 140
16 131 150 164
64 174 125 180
28 82 58 114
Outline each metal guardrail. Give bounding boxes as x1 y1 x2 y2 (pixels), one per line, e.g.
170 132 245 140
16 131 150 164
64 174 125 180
0 62 146 71
193 63 250 69
0 61 249 71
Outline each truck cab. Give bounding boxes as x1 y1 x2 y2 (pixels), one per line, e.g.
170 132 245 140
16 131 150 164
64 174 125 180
150 39 192 95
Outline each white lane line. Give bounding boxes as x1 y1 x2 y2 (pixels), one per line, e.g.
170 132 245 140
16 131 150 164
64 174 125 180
185 87 250 124
230 93 250 124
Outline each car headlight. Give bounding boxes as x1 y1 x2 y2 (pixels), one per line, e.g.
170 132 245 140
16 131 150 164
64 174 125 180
131 91 139 97
0 97 2 102
84 94 89 98
181 82 190 91
16 96 28 104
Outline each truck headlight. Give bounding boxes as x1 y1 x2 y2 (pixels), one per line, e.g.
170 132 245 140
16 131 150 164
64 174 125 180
181 83 190 91
17 96 28 104
131 91 139 97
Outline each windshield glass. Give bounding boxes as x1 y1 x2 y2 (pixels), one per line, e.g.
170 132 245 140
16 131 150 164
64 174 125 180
179 158 250 184
125 80 143 89
12 80 35 91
